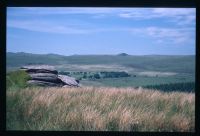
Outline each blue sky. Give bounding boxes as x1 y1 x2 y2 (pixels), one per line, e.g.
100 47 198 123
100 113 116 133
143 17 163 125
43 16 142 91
7 7 196 55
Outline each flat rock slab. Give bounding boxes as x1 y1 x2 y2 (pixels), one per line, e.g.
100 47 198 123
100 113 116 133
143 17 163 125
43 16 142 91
27 69 58 74
31 77 61 83
21 65 56 70
29 73 61 82
58 75 79 87
29 73 58 78
27 80 63 87
21 65 58 74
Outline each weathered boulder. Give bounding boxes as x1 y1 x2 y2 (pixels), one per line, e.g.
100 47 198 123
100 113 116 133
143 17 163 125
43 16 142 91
27 80 63 87
21 65 80 87
29 73 60 83
58 75 79 87
29 73 57 78
26 69 58 74
21 65 56 70
21 65 58 74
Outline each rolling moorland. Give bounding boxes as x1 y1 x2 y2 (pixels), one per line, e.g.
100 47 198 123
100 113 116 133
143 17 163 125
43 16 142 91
6 52 195 131
7 52 195 91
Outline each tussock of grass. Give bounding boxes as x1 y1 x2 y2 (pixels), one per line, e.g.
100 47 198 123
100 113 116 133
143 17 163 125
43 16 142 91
7 87 195 131
6 70 30 91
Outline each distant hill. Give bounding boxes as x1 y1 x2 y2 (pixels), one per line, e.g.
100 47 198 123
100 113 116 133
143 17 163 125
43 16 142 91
117 53 129 56
6 52 195 74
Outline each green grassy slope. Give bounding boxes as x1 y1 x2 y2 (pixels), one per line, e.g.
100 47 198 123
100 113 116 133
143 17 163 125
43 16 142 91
7 87 195 131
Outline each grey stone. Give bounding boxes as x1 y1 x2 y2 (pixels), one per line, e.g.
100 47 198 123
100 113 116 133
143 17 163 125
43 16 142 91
62 85 73 88
21 65 58 74
29 73 60 82
21 65 56 70
21 65 80 87
27 80 62 87
58 75 79 87
26 69 58 74
29 73 57 78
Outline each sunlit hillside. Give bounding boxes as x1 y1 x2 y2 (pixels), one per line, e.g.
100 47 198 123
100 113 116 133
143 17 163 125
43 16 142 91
7 87 195 131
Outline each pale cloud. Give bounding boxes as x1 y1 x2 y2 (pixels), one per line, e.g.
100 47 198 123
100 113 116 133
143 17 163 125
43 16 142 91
119 9 154 19
8 7 195 27
7 7 118 16
145 27 194 44
9 8 195 18
128 26 194 44
7 20 91 34
119 8 195 25
152 8 196 26
119 8 195 18
146 27 184 38
7 19 126 34
7 18 194 45
152 8 194 17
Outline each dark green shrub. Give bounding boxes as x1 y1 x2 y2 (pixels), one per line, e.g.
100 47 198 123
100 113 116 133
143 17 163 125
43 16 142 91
143 82 195 92
6 70 31 90
93 73 100 79
100 71 130 78
59 71 70 75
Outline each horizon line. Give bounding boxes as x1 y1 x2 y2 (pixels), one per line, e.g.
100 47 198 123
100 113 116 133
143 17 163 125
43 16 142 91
7 51 196 56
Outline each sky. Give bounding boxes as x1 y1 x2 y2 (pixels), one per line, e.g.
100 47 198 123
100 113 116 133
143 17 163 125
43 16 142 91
7 7 196 55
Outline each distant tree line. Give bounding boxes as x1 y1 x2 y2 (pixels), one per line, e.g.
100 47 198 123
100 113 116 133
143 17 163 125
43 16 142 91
59 71 71 75
99 71 130 78
143 82 195 93
58 71 131 79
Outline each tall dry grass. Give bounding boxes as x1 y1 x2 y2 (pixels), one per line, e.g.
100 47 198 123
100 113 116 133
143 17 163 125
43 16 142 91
6 86 195 131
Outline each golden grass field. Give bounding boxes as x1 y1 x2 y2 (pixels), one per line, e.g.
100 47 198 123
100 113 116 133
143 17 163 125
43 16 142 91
7 87 195 131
